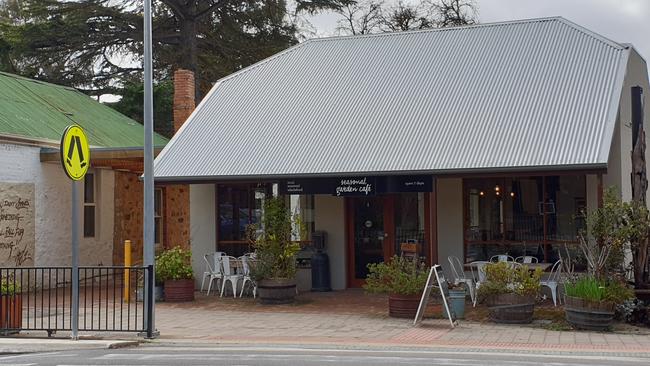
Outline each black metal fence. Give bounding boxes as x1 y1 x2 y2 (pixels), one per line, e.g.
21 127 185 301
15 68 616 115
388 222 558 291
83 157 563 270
0 266 153 337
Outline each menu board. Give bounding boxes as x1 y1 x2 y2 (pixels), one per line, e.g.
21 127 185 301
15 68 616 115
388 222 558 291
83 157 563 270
413 264 456 328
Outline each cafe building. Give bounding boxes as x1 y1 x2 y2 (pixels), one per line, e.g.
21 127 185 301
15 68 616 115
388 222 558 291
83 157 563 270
153 17 650 290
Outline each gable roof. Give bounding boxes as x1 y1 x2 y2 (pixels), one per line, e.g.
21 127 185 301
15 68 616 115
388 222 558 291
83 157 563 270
0 72 168 148
154 17 632 181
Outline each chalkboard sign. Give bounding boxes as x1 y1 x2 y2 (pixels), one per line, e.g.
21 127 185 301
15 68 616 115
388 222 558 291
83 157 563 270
413 265 457 328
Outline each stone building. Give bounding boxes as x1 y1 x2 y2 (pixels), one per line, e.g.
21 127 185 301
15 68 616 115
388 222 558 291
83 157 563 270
0 71 190 268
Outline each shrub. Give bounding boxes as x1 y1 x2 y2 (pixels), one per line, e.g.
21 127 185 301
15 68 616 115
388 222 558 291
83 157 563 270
477 262 542 301
0 279 20 295
564 276 633 305
248 197 301 281
155 246 193 281
616 298 649 324
364 256 433 296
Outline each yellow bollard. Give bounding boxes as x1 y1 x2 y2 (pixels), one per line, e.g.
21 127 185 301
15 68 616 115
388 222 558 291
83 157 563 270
124 240 132 302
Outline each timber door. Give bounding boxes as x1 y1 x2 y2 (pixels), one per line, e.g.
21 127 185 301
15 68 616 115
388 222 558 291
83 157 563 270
347 196 394 287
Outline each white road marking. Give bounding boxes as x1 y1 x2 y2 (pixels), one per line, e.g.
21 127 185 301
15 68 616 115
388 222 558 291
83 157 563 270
91 352 648 366
134 346 650 363
0 352 64 360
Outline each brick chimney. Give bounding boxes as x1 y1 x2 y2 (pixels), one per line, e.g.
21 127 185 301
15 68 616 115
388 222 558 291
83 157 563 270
173 69 195 133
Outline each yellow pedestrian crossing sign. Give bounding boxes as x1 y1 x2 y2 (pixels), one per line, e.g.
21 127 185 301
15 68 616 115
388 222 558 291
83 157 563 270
60 125 91 181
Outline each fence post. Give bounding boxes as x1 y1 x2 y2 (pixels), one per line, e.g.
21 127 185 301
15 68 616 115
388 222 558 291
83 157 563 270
123 240 131 302
146 264 154 339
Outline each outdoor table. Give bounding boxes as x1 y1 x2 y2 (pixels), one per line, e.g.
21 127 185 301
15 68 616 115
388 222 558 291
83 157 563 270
463 262 552 272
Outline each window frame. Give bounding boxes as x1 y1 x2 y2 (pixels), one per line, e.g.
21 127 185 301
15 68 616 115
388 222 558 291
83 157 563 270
154 188 164 247
462 175 586 263
83 172 96 238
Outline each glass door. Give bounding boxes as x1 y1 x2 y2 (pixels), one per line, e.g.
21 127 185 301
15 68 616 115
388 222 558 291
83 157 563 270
349 196 394 287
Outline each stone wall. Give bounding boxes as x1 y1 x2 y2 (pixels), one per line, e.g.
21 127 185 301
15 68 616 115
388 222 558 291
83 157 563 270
1 142 114 267
112 171 190 265
0 182 35 266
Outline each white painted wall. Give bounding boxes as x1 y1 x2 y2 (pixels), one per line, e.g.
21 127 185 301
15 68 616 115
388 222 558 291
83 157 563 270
314 195 346 290
605 49 650 200
436 178 464 279
0 142 114 267
189 184 216 288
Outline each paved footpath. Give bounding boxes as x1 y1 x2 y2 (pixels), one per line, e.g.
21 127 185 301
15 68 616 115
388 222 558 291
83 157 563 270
8 292 650 356
147 293 650 355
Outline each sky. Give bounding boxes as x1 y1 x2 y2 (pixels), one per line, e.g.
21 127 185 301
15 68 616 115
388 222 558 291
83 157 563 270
306 0 650 61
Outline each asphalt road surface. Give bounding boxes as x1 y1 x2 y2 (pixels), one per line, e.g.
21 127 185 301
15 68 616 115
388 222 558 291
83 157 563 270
1 345 649 366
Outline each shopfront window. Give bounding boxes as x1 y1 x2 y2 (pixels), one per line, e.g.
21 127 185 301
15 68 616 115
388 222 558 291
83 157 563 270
217 184 267 256
289 195 315 241
394 193 427 261
464 176 585 262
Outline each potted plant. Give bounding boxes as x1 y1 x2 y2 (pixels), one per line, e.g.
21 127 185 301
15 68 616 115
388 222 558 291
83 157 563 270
249 197 301 304
0 279 21 332
156 246 194 302
478 262 542 324
364 255 431 318
564 276 633 331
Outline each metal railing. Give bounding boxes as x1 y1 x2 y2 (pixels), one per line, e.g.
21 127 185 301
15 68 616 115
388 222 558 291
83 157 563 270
0 266 153 337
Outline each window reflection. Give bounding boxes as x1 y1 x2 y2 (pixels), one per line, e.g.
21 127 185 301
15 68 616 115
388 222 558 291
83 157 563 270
464 176 585 262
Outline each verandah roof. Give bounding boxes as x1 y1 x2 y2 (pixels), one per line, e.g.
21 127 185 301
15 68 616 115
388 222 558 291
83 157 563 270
154 17 632 182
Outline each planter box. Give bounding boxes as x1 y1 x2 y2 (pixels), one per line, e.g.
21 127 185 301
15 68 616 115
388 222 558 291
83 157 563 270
486 293 534 324
163 279 195 302
388 293 422 318
0 295 22 332
258 278 296 305
564 295 615 331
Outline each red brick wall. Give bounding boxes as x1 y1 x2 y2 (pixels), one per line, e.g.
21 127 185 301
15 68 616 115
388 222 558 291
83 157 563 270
173 69 195 132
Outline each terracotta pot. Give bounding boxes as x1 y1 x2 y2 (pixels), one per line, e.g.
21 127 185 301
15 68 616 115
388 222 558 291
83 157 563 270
0 295 22 331
163 279 195 302
388 293 422 318
564 295 615 331
486 293 535 324
258 278 296 305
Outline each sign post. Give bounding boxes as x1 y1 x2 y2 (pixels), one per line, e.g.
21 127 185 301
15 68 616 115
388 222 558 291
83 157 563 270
60 125 91 340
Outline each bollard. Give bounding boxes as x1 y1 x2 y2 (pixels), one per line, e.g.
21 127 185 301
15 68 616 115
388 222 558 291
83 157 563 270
124 240 132 302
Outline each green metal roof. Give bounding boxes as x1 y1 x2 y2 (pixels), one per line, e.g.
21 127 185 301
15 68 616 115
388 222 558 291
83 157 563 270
0 72 168 148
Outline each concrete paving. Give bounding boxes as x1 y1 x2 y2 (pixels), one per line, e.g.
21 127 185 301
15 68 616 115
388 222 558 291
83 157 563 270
5 291 650 356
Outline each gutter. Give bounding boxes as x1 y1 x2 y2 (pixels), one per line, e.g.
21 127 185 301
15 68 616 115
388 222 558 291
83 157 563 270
152 163 608 184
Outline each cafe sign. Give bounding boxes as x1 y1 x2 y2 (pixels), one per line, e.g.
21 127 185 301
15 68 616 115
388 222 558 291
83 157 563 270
280 175 432 196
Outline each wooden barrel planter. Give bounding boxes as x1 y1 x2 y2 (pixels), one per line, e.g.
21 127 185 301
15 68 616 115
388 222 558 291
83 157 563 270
163 279 195 302
258 278 296 305
564 296 615 331
388 293 422 318
0 295 22 332
486 293 535 324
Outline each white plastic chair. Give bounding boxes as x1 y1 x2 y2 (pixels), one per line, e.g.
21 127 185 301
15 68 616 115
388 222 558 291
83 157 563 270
447 256 476 306
220 256 242 298
238 255 257 298
541 260 562 306
201 253 224 295
515 256 538 263
490 255 514 263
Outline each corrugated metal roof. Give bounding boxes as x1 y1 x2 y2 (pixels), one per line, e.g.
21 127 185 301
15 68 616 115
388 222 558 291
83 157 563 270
0 72 168 148
154 17 632 181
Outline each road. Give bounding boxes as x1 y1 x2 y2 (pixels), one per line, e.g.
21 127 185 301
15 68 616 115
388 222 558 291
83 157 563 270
1 345 649 366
